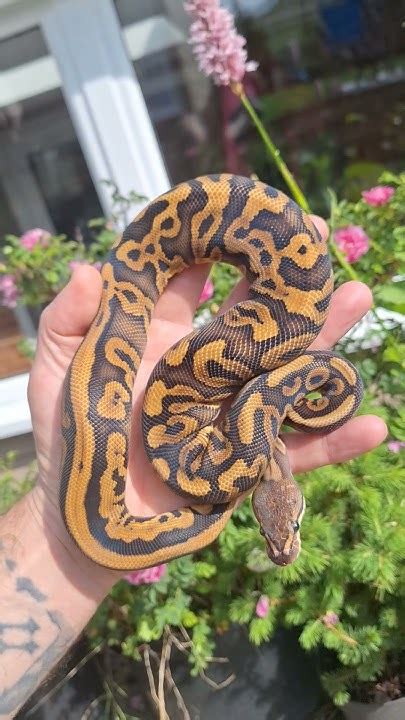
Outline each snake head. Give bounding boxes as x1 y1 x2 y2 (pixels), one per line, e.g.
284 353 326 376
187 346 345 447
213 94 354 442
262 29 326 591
252 476 305 566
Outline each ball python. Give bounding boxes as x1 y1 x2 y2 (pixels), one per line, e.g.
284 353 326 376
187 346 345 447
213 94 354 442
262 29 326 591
60 174 363 570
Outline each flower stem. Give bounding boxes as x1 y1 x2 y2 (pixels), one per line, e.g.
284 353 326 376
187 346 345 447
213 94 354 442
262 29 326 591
232 84 310 213
234 83 361 285
328 241 359 282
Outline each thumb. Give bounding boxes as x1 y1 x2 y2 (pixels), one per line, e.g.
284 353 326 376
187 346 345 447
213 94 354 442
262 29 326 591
33 266 102 375
39 265 102 340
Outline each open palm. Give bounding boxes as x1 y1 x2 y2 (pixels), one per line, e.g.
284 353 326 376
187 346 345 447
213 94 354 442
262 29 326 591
28 216 387 576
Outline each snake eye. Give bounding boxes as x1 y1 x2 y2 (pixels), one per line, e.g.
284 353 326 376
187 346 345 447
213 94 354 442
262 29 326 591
291 521 300 533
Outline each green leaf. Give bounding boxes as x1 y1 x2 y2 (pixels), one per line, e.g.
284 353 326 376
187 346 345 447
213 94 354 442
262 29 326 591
229 596 256 624
246 547 274 573
300 619 324 650
194 561 216 579
334 691 350 707
383 344 405 366
249 616 274 645
375 283 405 310
182 610 198 628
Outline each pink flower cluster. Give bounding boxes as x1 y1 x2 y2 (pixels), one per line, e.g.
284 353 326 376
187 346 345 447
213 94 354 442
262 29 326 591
125 564 167 586
362 185 395 207
0 274 19 308
322 611 339 627
334 225 369 264
185 0 258 86
20 228 50 250
387 441 405 454
255 595 270 618
198 277 214 305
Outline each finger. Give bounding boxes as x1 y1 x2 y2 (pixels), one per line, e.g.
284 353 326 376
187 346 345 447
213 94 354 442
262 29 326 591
31 266 102 381
153 263 211 326
310 281 372 350
284 415 387 474
39 265 102 339
310 214 329 240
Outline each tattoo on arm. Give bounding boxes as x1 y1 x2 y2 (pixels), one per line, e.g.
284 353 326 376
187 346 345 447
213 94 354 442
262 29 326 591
0 541 74 718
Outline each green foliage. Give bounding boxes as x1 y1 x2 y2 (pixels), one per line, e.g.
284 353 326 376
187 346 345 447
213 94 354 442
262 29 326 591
1 232 80 307
0 452 36 515
330 171 405 311
86 435 404 704
0 186 134 308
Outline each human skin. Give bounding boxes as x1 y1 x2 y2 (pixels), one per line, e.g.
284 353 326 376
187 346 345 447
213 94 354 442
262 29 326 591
0 217 387 718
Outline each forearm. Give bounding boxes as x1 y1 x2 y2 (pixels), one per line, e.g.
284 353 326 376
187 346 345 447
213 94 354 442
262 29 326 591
0 491 115 719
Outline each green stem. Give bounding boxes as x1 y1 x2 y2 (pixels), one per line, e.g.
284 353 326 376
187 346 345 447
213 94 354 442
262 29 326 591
328 241 359 282
235 87 310 213
236 84 362 286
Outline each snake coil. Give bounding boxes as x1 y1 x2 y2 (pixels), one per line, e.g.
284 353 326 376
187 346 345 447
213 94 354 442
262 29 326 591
60 175 363 569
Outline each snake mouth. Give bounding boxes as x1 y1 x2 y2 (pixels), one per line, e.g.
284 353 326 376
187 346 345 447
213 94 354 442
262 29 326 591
265 535 301 567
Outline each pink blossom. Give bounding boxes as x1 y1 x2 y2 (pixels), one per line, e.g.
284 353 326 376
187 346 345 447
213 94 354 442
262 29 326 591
185 0 258 86
387 441 405 454
255 595 270 618
362 186 395 207
198 278 214 305
322 611 339 627
334 225 369 263
125 564 167 586
0 274 19 308
20 228 51 250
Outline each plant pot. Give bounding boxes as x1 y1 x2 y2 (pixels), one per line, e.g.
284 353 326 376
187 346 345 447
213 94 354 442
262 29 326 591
342 697 405 720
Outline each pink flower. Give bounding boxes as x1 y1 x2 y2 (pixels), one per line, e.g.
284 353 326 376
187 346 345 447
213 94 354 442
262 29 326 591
198 278 214 305
387 441 405 454
125 564 167 586
69 260 84 272
334 225 369 263
255 595 270 618
185 0 258 86
362 186 395 207
322 611 339 627
322 610 339 627
0 274 19 308
20 228 51 250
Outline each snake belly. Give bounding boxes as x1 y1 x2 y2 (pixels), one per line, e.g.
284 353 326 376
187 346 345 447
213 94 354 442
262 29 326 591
60 174 363 570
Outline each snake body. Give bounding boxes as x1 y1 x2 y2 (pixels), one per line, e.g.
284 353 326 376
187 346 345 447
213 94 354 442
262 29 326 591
60 174 363 570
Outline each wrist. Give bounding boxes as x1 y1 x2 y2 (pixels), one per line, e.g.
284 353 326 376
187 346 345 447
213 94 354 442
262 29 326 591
0 485 118 718
24 484 120 602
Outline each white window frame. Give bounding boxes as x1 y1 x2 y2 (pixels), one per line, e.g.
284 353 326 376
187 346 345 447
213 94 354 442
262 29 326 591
0 0 181 437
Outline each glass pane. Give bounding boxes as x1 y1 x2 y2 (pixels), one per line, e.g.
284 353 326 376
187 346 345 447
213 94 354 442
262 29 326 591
116 0 404 212
134 46 223 184
234 0 405 212
0 26 103 380
114 0 164 25
116 3 224 184
0 28 103 239
0 26 48 71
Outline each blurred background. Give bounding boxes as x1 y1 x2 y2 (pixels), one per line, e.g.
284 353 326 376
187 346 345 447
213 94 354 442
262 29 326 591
0 0 404 388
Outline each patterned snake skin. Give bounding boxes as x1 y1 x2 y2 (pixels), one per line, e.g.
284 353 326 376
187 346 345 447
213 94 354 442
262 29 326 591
60 174 363 570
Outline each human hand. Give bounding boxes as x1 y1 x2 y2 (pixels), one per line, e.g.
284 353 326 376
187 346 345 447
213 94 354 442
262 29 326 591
27 216 387 580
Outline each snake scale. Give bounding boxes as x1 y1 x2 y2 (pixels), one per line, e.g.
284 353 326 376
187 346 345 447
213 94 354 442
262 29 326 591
60 174 363 570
